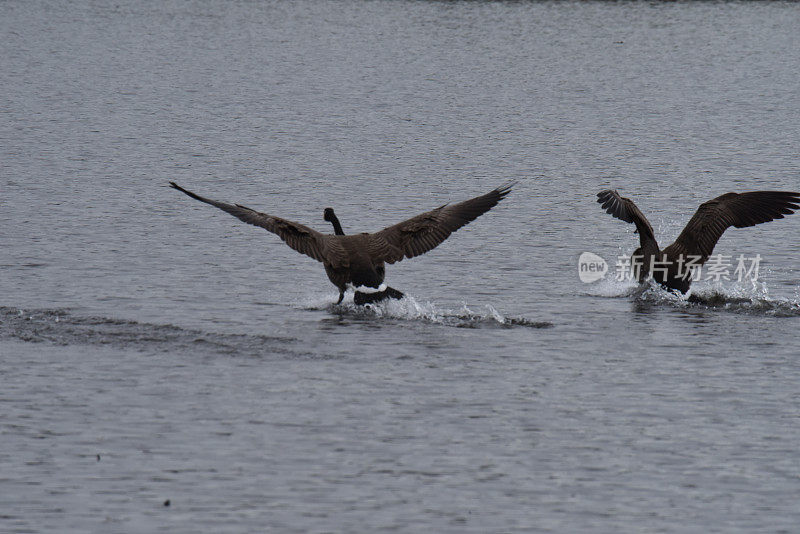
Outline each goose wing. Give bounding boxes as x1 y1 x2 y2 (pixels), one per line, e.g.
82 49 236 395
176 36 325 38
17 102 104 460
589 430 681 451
169 182 345 265
368 182 513 264
596 189 655 243
662 191 800 263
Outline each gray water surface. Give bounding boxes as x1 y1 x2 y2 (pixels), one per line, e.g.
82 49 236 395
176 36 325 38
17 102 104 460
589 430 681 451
3 1 800 532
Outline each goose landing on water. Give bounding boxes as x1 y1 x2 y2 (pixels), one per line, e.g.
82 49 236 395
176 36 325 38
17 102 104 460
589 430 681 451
597 189 800 293
322 207 404 305
170 182 514 304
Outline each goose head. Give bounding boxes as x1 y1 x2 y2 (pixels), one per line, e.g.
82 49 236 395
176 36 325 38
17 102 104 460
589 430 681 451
323 207 345 236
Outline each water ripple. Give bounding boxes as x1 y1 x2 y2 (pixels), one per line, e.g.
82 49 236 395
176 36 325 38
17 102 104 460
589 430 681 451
0 306 313 357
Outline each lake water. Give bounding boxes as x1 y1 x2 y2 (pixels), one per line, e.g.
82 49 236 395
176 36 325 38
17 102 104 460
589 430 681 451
2 1 800 532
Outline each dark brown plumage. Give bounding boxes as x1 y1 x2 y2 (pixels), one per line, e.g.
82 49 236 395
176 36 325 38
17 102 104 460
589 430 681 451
170 181 513 303
322 207 404 305
597 189 800 293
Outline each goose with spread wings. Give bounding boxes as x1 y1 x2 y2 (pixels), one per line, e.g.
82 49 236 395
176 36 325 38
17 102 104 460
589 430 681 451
170 182 513 304
596 189 800 293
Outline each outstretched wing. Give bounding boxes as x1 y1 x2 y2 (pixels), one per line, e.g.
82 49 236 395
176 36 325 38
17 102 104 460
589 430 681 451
662 191 800 263
169 182 343 265
596 189 655 245
367 182 514 264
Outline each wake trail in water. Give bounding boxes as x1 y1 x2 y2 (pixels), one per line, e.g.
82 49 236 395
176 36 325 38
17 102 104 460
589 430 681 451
299 295 553 329
582 279 800 317
0 306 313 357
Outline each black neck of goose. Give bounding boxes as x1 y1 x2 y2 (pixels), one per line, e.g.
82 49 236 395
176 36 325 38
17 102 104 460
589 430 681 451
329 214 345 235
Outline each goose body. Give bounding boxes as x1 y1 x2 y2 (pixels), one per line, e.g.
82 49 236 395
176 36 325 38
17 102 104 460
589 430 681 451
322 207 404 304
170 182 513 303
597 189 800 293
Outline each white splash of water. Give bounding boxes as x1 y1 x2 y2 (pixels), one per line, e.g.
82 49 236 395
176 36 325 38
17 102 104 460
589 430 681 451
297 292 551 328
581 275 638 298
633 279 800 316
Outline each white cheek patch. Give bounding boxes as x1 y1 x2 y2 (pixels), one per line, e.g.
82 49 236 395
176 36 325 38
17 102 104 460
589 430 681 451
351 283 387 294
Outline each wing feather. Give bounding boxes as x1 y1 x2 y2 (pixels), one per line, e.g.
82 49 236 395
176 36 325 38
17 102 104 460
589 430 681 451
369 182 514 264
663 191 800 263
169 182 345 265
596 189 655 240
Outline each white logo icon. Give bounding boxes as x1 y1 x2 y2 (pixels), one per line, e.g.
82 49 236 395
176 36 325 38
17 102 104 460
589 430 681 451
578 252 608 283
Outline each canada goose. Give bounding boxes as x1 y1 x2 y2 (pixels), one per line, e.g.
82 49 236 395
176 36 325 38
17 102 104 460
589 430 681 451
170 181 513 304
597 189 800 293
322 206 404 305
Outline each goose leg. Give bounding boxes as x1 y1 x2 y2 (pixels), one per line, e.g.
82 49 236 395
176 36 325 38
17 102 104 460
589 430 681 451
336 291 344 304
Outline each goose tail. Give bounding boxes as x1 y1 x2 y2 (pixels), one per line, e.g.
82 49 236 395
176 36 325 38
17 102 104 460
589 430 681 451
354 286 405 305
